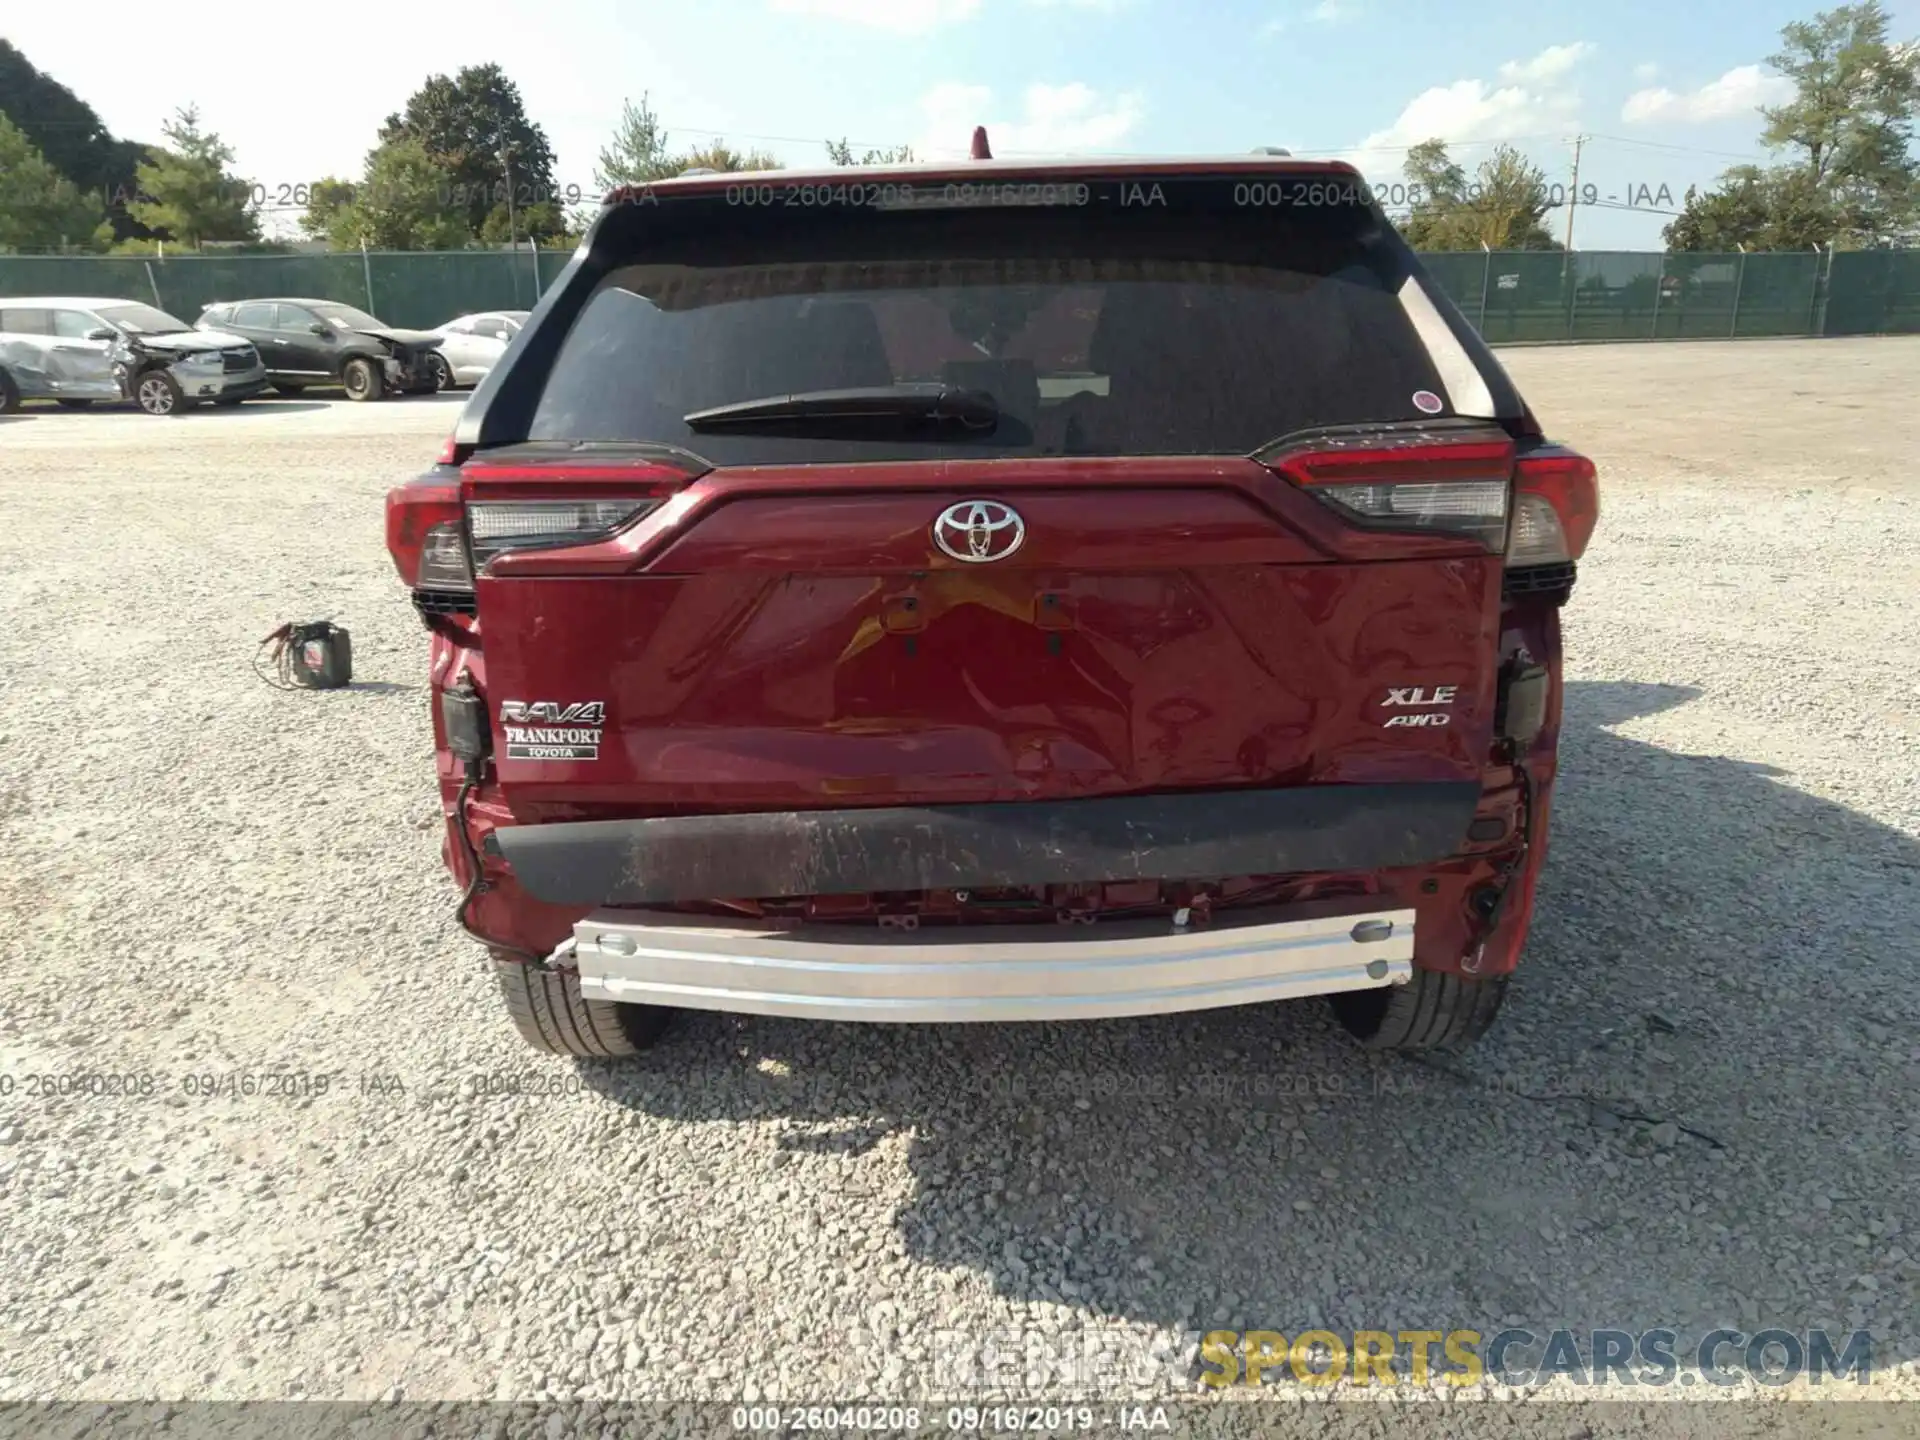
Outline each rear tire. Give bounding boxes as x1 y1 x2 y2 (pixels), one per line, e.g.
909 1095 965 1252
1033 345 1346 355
426 353 455 392
0 368 18 413
341 357 384 402
492 954 672 1058
1330 968 1509 1052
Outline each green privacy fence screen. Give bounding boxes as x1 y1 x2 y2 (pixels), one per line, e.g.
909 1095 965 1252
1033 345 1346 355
0 248 552 331
1416 249 1920 341
1 246 1918 340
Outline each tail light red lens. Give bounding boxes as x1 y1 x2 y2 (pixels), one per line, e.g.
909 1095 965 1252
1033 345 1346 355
1268 433 1517 551
387 457 702 611
1509 448 1599 565
384 476 465 588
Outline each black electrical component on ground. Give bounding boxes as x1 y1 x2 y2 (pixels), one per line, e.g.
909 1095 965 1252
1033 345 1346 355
256 620 352 689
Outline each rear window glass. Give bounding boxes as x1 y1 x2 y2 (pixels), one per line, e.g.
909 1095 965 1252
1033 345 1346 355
526 175 1456 462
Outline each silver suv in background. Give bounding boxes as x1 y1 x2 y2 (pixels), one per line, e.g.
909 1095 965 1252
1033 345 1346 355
0 298 267 415
426 310 528 391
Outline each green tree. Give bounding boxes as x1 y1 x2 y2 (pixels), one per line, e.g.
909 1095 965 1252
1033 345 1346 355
594 93 677 191
480 201 565 245
675 140 784 173
1397 141 1561 250
297 177 360 243
0 39 153 242
127 107 261 247
380 65 560 239
1665 164 1865 249
1666 1 1919 249
1664 168 1778 251
0 113 112 253
825 138 915 165
311 139 470 250
1401 139 1466 206
1762 2 1918 188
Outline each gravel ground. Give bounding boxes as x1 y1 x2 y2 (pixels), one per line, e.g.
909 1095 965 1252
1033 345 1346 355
0 341 1916 1412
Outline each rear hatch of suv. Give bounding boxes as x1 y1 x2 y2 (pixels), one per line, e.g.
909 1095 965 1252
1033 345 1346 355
405 164 1541 900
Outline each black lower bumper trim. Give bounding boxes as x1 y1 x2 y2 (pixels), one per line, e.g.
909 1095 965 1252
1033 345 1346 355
492 782 1482 907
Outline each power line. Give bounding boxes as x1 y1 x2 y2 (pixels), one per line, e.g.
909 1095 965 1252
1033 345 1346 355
1585 132 1770 162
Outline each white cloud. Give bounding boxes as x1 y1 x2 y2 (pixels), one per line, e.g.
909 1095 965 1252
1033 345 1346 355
768 0 979 33
1498 42 1594 85
1621 64 1791 124
1633 61 1661 82
916 81 1145 157
1336 47 1592 177
1261 1 1354 39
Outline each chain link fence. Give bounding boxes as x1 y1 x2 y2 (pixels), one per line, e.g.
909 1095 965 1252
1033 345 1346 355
1 246 1917 339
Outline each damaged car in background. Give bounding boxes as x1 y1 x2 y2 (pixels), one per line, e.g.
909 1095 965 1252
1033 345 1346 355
196 298 444 401
0 298 267 415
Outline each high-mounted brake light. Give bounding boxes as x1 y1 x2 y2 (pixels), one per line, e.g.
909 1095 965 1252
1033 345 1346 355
1509 448 1599 565
1270 433 1516 551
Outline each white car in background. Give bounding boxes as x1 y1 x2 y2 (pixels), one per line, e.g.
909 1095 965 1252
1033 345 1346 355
426 310 528 391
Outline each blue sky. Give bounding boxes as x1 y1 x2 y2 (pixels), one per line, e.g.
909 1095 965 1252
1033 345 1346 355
10 0 1919 248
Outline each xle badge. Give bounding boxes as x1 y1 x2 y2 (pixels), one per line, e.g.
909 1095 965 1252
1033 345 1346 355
1381 684 1457 728
500 700 606 760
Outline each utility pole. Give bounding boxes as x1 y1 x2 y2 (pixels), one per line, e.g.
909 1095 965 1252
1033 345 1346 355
498 144 517 247
1563 134 1588 253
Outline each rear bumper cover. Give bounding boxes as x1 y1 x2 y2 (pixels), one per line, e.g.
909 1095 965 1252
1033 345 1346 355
493 782 1481 907
571 900 1414 1022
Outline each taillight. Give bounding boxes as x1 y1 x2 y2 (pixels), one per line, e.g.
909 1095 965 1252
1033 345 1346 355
466 499 663 568
1509 448 1599 565
384 474 467 589
458 457 698 575
388 457 701 600
1268 432 1515 551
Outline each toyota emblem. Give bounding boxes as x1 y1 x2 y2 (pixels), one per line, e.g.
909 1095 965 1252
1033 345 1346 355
932 500 1025 563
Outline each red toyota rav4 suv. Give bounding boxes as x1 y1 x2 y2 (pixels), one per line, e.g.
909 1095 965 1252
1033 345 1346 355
385 149 1598 1060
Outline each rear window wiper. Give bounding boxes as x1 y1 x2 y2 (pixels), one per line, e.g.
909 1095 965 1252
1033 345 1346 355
684 384 999 432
